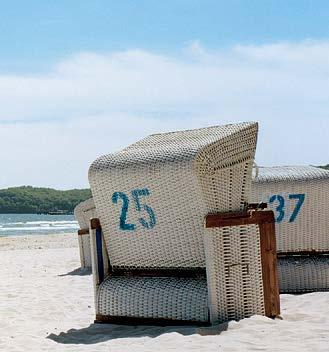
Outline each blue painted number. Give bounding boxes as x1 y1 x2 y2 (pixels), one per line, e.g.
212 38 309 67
288 193 305 223
132 189 156 229
269 195 285 223
112 188 156 231
269 193 305 223
112 192 135 231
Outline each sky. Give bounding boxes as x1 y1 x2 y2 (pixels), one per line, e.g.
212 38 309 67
1 0 329 189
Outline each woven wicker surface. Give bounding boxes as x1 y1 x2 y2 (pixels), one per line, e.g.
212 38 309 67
89 122 258 269
253 165 329 183
78 234 92 268
74 198 96 229
97 276 209 322
251 166 329 253
278 256 329 293
88 122 266 323
205 224 265 323
74 198 96 268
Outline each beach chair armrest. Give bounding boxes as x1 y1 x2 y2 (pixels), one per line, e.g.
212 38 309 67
204 210 280 323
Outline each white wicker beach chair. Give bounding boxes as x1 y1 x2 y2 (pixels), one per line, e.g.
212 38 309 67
88 122 280 325
74 198 96 268
252 166 329 293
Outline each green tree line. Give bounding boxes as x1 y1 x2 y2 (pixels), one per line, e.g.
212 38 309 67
1 165 328 214
0 186 92 214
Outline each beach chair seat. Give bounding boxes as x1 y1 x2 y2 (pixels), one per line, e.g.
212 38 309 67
88 122 280 324
252 166 329 293
97 276 208 323
278 255 329 293
74 198 96 268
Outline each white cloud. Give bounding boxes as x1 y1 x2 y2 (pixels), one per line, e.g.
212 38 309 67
0 40 329 188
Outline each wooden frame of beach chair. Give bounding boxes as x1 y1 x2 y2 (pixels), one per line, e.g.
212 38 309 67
90 207 279 325
252 166 329 293
74 198 96 268
88 122 280 324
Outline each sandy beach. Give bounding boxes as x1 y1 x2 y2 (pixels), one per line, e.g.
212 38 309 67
1 233 329 352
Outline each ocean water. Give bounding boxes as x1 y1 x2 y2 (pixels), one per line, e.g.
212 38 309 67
0 214 79 237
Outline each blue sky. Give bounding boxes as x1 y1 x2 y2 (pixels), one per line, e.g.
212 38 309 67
2 0 329 71
1 1 329 188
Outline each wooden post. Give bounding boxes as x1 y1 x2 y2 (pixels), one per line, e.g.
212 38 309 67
259 218 280 317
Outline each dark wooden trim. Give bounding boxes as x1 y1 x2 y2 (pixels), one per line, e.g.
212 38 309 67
111 267 206 278
278 251 329 258
95 314 210 326
90 218 101 230
259 220 280 318
247 202 268 210
205 210 274 228
78 228 89 236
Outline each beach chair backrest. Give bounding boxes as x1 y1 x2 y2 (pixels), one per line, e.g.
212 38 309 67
89 122 258 269
74 198 96 230
251 166 329 253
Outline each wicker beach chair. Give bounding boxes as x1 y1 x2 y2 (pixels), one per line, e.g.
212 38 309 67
252 166 329 293
88 122 279 325
74 198 96 268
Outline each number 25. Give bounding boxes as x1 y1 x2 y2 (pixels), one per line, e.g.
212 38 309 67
112 188 156 231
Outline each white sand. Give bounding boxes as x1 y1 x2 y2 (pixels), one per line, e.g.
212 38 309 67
1 234 329 352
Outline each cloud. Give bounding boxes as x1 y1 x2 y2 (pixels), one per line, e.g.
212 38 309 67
0 40 329 188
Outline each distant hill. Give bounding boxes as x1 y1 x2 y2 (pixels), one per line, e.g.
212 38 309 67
319 164 329 170
0 186 92 214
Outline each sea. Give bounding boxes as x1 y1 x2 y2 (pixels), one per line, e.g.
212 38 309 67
0 214 78 237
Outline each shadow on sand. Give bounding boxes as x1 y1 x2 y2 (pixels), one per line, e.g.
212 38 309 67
58 267 92 277
47 322 228 344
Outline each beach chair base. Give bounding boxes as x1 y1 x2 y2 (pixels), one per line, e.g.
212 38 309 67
278 255 329 293
94 314 210 326
91 209 280 325
96 276 209 323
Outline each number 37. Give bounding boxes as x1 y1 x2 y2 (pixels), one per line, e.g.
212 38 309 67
269 193 305 223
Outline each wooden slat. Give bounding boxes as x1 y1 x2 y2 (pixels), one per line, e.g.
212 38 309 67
205 210 274 228
111 267 206 278
278 251 329 257
95 314 210 326
78 228 89 236
259 219 281 318
247 202 268 210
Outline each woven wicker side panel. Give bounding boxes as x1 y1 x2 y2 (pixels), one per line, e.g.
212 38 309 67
251 179 329 252
74 198 95 229
198 160 254 214
80 233 91 268
74 207 88 229
82 206 97 230
97 276 209 322
194 123 257 213
75 202 96 268
195 125 258 323
205 224 265 323
278 257 329 293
